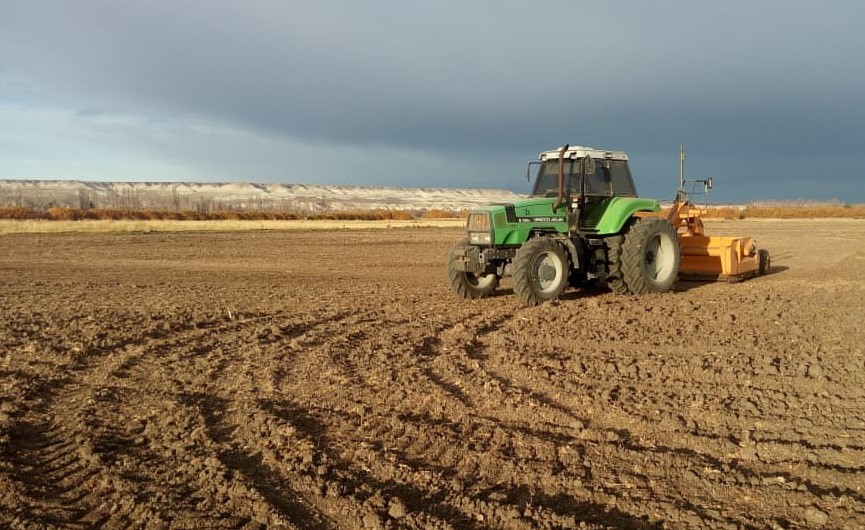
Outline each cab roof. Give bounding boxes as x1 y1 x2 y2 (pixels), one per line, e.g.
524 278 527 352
538 145 629 162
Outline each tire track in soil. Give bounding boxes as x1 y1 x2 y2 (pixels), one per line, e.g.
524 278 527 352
262 304 531 527
85 307 369 528
180 342 498 530
256 397 549 530
243 304 548 527
475 371 766 528
191 391 514 529
6 422 114 528
377 303 756 527
274 302 663 529
456 311 865 528
265 400 502 529
561 351 865 487
5 226 865 529
101 305 433 528
378 305 648 526
354 408 663 530
3 325 188 527
186 393 337 530
2 310 304 528
582 352 865 496
406 306 672 528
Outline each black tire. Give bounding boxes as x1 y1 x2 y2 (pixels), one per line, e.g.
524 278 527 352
512 237 570 306
620 218 680 294
603 233 630 294
758 248 771 276
447 240 499 299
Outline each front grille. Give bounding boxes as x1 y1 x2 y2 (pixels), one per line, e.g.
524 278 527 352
466 213 491 232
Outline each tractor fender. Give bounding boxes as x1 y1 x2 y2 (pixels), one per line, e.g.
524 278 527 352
594 197 662 235
530 232 581 270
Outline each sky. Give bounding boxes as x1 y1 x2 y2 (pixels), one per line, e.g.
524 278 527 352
1 1 864 202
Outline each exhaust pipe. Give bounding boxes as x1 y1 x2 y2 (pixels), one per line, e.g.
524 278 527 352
552 144 568 213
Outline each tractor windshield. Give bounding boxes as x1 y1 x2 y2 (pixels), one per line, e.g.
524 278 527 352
531 157 638 198
531 159 579 197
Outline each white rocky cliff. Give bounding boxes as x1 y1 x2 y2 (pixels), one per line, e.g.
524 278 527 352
0 180 523 213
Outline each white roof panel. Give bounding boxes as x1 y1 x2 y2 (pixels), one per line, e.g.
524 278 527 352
538 145 629 161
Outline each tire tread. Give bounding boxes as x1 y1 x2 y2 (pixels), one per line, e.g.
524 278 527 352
512 237 570 306
620 218 680 294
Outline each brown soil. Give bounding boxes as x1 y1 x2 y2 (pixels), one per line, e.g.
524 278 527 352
1 219 864 529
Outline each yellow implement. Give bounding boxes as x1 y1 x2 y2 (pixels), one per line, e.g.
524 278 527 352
667 147 770 282
679 235 760 280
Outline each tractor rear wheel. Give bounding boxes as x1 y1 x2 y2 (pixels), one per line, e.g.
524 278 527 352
620 218 680 294
447 240 499 299
512 237 570 306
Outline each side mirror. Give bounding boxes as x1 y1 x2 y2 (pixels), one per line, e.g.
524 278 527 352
526 161 540 181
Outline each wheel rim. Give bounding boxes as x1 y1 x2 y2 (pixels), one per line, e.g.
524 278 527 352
645 234 676 282
532 251 564 293
467 273 496 289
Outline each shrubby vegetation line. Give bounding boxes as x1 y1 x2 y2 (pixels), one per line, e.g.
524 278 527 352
0 207 464 222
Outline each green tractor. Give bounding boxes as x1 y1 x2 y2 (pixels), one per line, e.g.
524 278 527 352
447 144 680 305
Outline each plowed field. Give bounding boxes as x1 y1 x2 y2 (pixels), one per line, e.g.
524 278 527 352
2 219 864 529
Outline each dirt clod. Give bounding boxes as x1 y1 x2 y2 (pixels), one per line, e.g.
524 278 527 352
804 506 829 527
387 498 407 519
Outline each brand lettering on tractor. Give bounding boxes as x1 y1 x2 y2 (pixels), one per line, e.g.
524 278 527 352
519 217 565 223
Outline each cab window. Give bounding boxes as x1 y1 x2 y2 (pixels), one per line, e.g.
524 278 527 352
532 160 576 197
584 160 636 197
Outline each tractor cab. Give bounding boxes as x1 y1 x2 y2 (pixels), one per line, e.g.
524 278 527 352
530 146 638 233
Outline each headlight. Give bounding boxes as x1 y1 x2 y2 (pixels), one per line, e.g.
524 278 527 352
466 213 492 245
469 232 492 245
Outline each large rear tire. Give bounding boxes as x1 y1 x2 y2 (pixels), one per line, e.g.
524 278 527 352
447 240 499 299
620 218 680 294
512 237 570 306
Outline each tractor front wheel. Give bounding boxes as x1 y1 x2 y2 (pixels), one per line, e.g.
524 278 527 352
620 218 680 294
447 240 499 299
512 237 570 306
758 248 771 275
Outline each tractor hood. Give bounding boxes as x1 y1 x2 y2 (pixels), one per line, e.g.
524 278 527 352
468 197 567 246
474 197 564 219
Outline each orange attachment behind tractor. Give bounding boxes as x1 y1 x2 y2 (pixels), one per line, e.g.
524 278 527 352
666 147 770 282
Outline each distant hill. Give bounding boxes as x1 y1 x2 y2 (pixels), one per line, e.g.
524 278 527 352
0 180 523 213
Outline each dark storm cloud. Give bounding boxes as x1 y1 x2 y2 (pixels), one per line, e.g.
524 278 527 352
1 1 864 200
